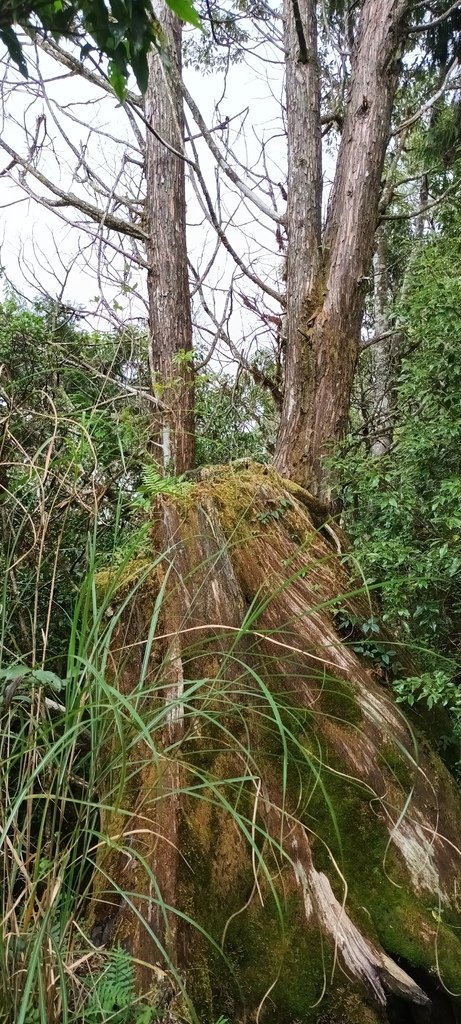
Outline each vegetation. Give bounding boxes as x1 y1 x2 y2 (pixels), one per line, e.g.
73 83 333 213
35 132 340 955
0 0 201 98
4 444 461 1023
1 290 461 1018
332 178 461 760
2 1 461 1022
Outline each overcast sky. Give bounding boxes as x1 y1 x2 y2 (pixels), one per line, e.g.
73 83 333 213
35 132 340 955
0 24 287 368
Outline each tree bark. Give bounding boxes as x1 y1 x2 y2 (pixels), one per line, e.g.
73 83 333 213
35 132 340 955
276 0 322 481
370 226 393 456
274 0 410 497
92 463 461 1021
145 1 194 474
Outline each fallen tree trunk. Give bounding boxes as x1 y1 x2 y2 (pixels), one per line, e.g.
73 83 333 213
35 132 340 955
91 463 461 1023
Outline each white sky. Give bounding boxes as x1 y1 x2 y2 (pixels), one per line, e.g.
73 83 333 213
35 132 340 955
0 23 287 368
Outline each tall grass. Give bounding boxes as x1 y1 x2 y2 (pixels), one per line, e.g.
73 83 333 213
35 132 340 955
0 508 372 1021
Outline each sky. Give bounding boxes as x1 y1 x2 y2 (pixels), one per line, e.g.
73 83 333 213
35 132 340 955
0 22 286 369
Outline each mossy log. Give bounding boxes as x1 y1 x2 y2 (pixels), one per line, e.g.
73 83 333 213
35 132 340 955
91 463 461 1023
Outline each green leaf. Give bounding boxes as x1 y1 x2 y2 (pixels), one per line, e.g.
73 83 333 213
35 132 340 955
0 665 28 681
108 58 128 101
0 27 28 77
166 0 202 28
31 669 66 691
129 48 149 94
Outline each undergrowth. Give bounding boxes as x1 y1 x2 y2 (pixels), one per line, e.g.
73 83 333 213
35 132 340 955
0 469 397 1024
0 363 455 1022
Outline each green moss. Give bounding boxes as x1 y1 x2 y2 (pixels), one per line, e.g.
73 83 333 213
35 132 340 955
378 743 415 792
316 677 363 726
179 746 388 1022
224 892 332 1023
94 557 157 599
314 987 384 1024
186 948 215 1024
193 462 312 544
184 858 388 1023
179 661 461 1014
302 756 461 995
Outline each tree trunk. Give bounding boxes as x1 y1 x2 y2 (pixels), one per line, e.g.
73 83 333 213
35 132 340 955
370 226 393 456
145 1 194 474
275 0 322 483
91 463 461 1023
275 0 409 497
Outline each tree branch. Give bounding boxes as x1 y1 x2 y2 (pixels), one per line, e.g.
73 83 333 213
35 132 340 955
34 35 143 107
380 176 460 220
393 56 459 135
187 125 284 306
0 138 147 240
182 81 285 226
359 328 400 351
191 268 282 405
407 0 461 33
37 35 196 168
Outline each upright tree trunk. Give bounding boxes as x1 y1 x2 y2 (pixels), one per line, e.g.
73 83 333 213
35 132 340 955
145 2 194 474
275 0 409 497
276 0 322 480
370 226 393 456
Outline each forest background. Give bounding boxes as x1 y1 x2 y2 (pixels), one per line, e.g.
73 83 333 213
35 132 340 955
1 1 461 1022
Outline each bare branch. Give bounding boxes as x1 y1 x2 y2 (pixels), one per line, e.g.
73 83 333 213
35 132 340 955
380 176 461 220
393 56 459 135
378 130 410 213
34 35 143 107
187 124 284 306
359 328 400 351
191 267 282 405
407 0 461 33
63 350 166 409
36 35 196 167
0 137 147 240
182 81 285 226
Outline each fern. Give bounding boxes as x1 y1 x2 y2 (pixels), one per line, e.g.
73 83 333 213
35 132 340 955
83 946 157 1024
139 466 190 501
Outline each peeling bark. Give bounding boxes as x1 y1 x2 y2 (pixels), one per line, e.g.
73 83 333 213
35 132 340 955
295 858 429 1008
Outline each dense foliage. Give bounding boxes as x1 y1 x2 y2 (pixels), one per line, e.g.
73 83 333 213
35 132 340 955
195 363 276 466
332 226 461 742
0 297 273 668
0 298 152 667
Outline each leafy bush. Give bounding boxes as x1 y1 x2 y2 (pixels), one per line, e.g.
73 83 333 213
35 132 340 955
334 232 461 657
331 230 461 750
0 297 152 667
195 366 276 466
